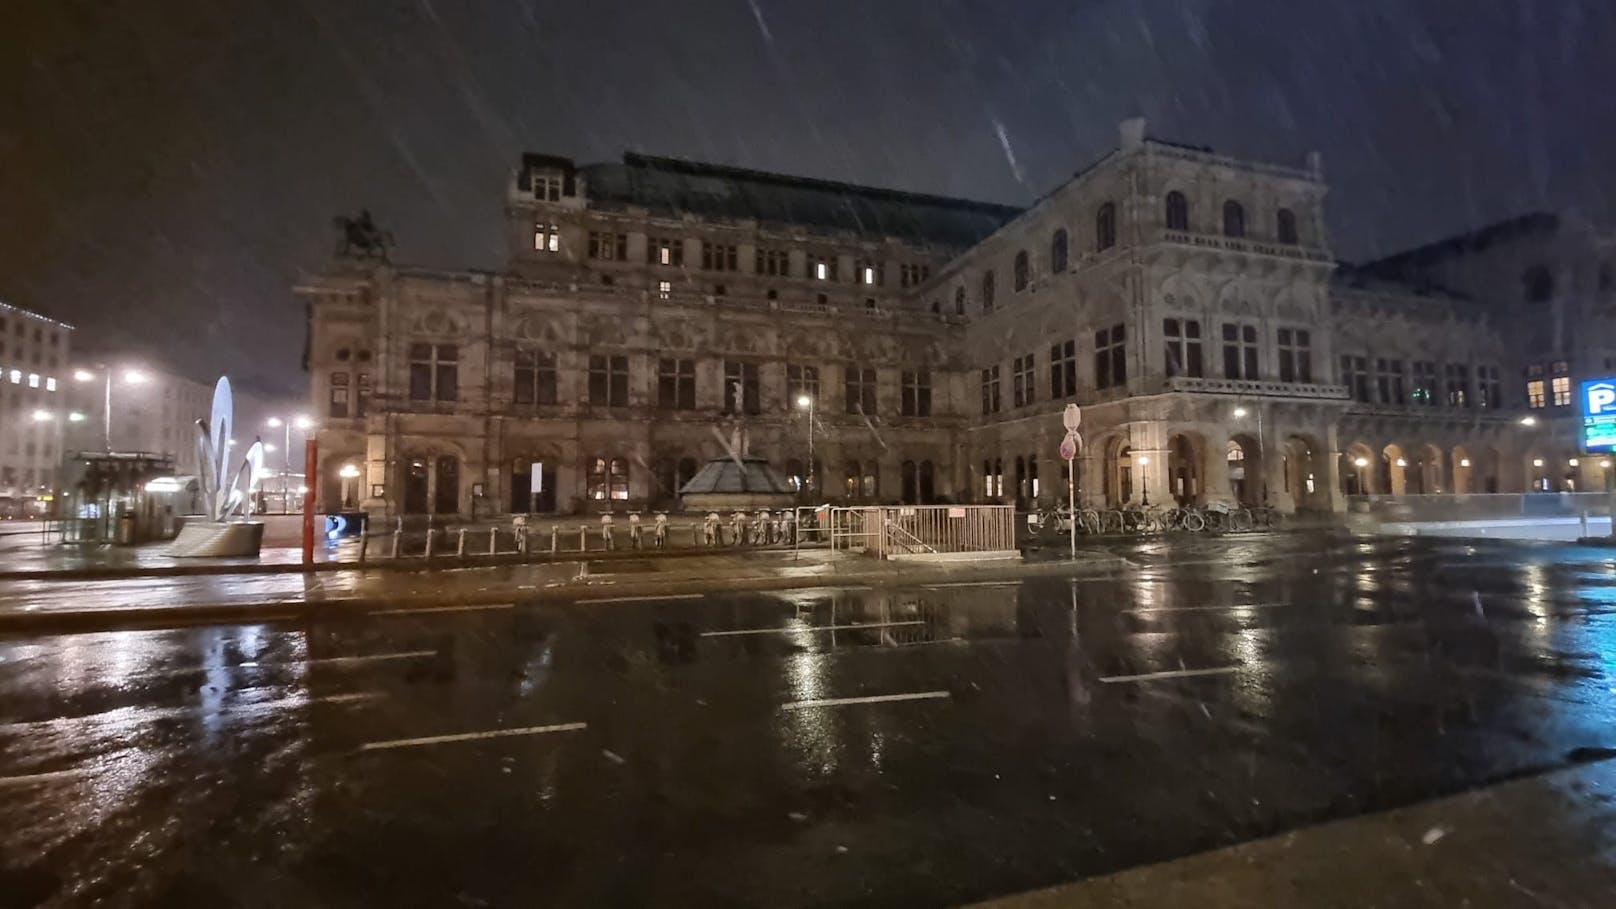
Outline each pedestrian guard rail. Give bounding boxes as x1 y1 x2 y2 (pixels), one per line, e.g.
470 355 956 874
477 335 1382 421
829 505 1017 560
1349 492 1612 523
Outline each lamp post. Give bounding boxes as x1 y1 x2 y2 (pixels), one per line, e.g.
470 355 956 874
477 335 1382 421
1353 457 1369 496
795 394 815 499
73 366 147 451
1138 454 1151 506
265 415 312 513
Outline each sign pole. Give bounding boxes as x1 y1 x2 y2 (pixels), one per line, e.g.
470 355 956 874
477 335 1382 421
301 438 318 565
1061 404 1083 561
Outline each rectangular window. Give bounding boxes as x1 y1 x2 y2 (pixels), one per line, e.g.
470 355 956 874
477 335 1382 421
657 280 672 300
648 237 684 267
1276 328 1311 383
756 247 790 277
701 241 739 272
533 222 560 253
329 372 350 418
532 175 561 201
1012 354 1035 408
899 263 931 288
1526 378 1546 409
901 370 932 417
856 259 882 286
1222 323 1259 380
724 360 761 415
981 366 1001 415
1477 365 1501 408
1049 340 1077 397
1552 375 1572 407
1374 358 1405 405
587 231 628 261
658 358 696 410
810 255 837 281
1163 318 1204 378
1445 363 1470 407
408 343 458 402
514 350 558 406
787 364 820 408
588 355 629 407
845 366 876 415
1339 355 1370 403
1094 324 1126 390
1411 361 1438 405
357 372 371 416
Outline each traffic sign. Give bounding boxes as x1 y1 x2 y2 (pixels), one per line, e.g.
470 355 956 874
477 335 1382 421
1059 431 1080 461
1062 403 1081 431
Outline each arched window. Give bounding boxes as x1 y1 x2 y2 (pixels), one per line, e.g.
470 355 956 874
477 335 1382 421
1095 202 1116 251
1165 191 1188 231
1522 264 1554 303
1013 251 1029 292
930 299 941 314
1276 208 1298 245
844 460 861 499
1222 200 1246 238
954 286 966 315
1050 228 1069 273
608 457 630 500
862 462 879 499
981 270 996 312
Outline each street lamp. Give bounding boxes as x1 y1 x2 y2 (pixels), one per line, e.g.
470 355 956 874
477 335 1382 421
74 364 147 451
265 415 313 513
31 409 54 423
795 394 815 497
1137 454 1151 506
1520 415 1537 427
1353 456 1369 495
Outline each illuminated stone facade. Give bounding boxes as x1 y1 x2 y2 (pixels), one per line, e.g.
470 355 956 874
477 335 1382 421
301 120 1615 518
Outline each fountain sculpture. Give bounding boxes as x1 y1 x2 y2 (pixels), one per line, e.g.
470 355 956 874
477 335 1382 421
168 377 268 557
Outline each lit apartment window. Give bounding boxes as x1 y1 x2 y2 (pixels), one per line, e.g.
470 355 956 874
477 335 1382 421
657 280 672 300
1411 361 1437 404
857 259 882 286
810 255 836 281
45 377 56 392
1552 374 1572 407
648 237 683 267
27 373 38 388
1526 379 1546 408
533 222 560 252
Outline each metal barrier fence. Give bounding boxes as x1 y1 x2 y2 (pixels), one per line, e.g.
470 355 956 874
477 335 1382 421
1349 492 1612 523
830 505 1016 559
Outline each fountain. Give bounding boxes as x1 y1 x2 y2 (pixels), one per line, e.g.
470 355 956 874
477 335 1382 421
168 377 268 557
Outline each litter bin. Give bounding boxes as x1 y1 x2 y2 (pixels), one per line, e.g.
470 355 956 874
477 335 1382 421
115 512 136 545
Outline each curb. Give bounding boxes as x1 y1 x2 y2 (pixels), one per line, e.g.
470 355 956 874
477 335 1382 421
0 555 1130 637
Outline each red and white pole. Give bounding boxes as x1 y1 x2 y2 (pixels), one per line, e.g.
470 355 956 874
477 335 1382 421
301 437 318 564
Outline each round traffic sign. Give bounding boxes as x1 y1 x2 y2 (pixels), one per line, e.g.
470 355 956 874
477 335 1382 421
1062 403 1082 431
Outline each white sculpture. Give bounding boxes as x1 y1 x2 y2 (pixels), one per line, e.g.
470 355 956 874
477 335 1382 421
169 377 269 557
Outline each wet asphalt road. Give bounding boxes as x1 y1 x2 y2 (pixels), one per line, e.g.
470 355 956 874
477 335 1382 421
3 532 1616 907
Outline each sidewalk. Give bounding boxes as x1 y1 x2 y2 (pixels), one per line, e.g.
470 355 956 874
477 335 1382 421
0 548 1131 636
975 756 1616 908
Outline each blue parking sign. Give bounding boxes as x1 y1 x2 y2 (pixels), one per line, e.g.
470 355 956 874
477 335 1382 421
1580 378 1616 452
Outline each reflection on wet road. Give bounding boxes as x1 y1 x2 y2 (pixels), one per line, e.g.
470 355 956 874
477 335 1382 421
3 533 1616 906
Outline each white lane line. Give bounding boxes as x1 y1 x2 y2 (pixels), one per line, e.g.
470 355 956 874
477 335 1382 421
1126 602 1289 614
0 692 382 735
701 620 924 638
1099 665 1243 684
358 721 588 752
0 768 91 788
922 581 1020 589
578 593 706 604
781 690 951 710
250 650 437 668
369 603 514 616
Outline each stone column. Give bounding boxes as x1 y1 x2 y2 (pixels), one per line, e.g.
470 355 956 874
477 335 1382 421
1323 424 1347 512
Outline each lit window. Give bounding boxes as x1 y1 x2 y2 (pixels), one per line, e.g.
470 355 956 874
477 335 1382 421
1526 379 1546 409
1551 375 1571 407
862 266 876 285
45 377 56 392
658 280 672 300
533 222 559 252
27 373 39 388
8 369 18 385
815 260 829 281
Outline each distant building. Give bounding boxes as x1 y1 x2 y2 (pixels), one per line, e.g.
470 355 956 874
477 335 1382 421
300 119 1616 518
61 364 298 487
0 299 73 510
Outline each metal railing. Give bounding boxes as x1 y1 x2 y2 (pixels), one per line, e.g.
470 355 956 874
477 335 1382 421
1349 492 1611 523
830 505 1016 559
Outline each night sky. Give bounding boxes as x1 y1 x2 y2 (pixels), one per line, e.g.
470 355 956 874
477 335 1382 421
3 0 1613 394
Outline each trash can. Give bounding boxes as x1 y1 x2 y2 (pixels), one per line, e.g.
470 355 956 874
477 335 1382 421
115 512 136 545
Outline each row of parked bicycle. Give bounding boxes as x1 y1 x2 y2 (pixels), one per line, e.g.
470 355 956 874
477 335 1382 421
1029 501 1285 538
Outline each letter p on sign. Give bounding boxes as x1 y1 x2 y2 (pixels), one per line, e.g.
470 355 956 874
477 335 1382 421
1588 383 1616 416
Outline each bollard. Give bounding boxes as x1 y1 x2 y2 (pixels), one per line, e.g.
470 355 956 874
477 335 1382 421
456 527 467 558
359 532 369 564
550 526 559 554
580 525 588 551
1581 509 1590 537
489 527 498 556
392 529 402 558
425 528 436 559
517 524 528 556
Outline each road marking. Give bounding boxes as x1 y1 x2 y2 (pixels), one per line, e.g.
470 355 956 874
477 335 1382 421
702 620 924 638
0 692 381 735
245 650 437 668
1099 665 1243 684
0 768 91 788
1127 602 1289 614
922 581 1021 589
781 690 951 710
358 721 588 752
578 593 706 604
369 603 514 616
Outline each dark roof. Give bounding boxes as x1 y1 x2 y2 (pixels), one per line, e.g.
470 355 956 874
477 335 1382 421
1352 212 1561 278
579 153 1021 247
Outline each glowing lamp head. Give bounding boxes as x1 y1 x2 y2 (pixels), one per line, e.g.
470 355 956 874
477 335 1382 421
796 394 812 410
73 368 95 382
1232 407 1247 418
1353 458 1369 468
1520 416 1537 427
